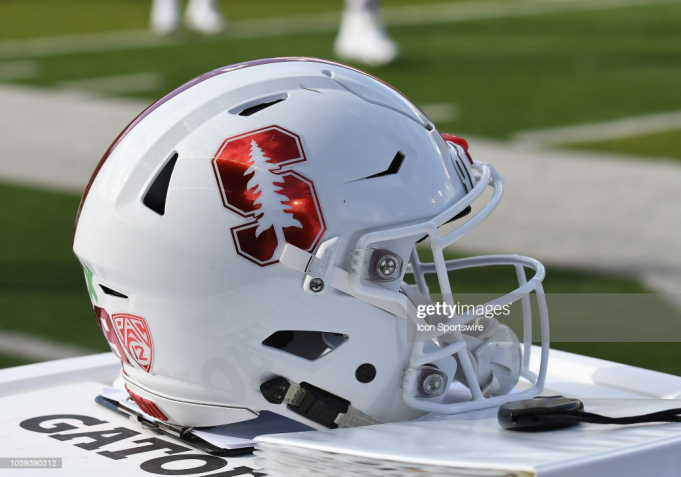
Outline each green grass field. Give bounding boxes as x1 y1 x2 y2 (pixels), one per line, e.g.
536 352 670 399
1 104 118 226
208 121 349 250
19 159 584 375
0 0 680 374
570 128 681 162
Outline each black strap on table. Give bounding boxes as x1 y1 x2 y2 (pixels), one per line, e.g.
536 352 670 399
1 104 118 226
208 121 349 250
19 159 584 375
513 407 681 425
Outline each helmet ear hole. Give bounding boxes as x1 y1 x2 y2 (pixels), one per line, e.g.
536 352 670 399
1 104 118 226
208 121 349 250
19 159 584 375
321 332 346 349
262 331 348 361
262 330 295 349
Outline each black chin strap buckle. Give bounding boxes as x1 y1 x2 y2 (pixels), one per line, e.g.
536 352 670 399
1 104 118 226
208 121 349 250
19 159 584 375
288 382 350 429
260 377 349 429
499 396 584 431
499 395 681 432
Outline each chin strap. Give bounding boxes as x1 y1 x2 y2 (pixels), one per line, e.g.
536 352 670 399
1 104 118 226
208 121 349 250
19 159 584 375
260 377 381 429
518 407 681 425
500 396 681 431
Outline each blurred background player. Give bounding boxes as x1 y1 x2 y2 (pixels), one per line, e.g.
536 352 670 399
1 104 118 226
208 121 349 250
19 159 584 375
334 0 398 66
150 0 398 65
150 0 225 35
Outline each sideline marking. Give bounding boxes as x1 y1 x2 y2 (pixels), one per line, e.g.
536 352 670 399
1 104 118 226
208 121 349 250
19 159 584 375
58 72 162 95
515 110 681 145
0 330 95 361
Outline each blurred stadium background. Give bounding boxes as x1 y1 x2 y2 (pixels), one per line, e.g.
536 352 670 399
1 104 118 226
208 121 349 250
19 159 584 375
0 0 680 374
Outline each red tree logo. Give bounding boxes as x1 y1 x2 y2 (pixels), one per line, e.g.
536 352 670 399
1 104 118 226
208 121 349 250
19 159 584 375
212 126 326 266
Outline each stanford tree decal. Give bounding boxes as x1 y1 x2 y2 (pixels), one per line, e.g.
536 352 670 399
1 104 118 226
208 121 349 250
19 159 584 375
245 139 303 255
212 126 326 266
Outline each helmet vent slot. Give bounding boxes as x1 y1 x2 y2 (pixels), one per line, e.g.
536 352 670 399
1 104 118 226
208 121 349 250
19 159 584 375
262 331 348 361
100 285 128 299
234 94 288 117
348 152 405 183
364 151 405 179
143 152 178 216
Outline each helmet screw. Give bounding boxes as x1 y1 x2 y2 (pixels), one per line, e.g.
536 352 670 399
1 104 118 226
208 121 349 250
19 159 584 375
376 255 398 278
309 278 324 293
423 373 445 396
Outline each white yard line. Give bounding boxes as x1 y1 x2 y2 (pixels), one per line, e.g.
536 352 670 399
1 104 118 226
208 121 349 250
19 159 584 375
0 30 167 61
59 72 163 95
0 330 95 361
382 0 680 26
0 0 678 59
0 84 147 193
515 110 681 145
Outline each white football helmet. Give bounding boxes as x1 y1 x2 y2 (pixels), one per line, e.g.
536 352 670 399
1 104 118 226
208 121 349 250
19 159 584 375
73 57 549 430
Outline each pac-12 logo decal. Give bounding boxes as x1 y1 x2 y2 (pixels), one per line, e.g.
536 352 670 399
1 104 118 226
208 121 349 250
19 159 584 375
94 307 154 373
113 314 154 372
212 126 326 266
